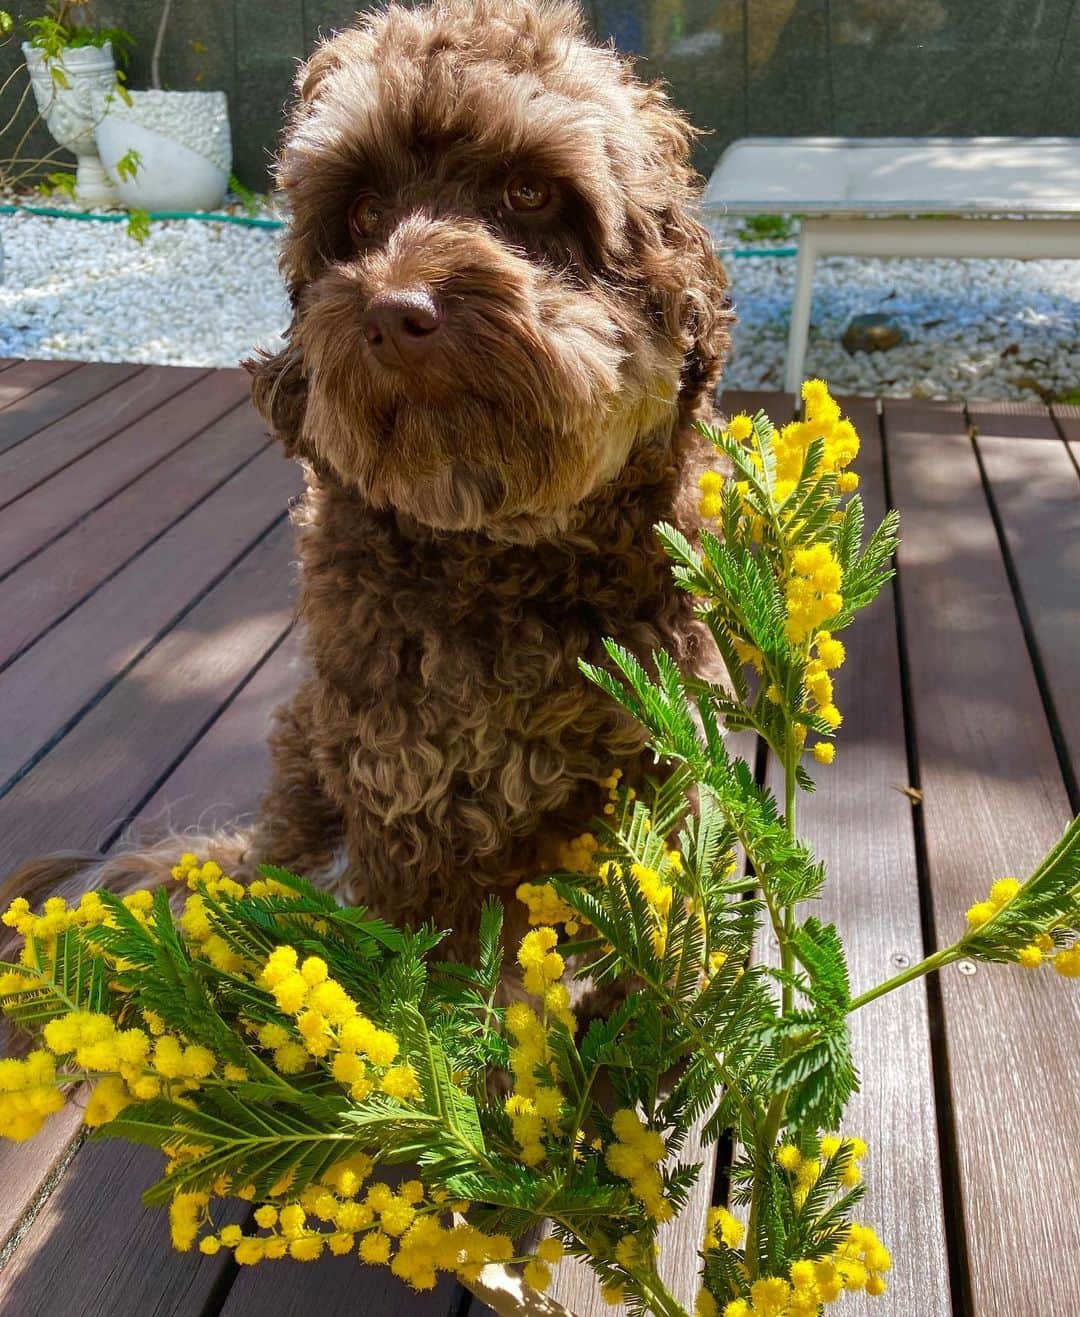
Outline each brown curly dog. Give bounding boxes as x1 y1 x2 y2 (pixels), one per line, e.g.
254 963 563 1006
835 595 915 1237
3 0 731 960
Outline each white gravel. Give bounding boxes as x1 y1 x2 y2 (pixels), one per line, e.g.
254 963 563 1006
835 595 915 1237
0 206 289 367
712 219 1080 402
1 206 1078 401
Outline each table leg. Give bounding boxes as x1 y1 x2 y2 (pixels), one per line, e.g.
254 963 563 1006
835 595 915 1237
785 224 819 394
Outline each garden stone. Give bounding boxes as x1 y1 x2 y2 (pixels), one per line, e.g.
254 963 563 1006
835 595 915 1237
841 312 910 355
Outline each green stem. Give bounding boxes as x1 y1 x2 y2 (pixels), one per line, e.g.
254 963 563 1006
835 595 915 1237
745 1089 789 1281
634 1258 692 1317
780 742 798 1016
747 731 799 1280
847 945 961 1013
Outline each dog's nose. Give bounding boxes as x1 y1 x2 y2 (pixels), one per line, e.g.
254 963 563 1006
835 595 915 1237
362 288 443 366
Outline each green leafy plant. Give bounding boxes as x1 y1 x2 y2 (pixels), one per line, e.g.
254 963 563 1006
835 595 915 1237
2 1 134 196
25 3 134 83
228 171 264 217
114 146 140 182
38 166 76 198
736 214 797 244
0 6 77 191
2 384 1078 1317
126 205 151 242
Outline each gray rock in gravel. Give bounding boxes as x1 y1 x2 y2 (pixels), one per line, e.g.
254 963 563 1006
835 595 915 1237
842 313 909 355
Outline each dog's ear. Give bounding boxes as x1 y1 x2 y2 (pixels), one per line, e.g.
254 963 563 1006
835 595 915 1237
296 38 343 108
243 338 310 461
631 85 732 407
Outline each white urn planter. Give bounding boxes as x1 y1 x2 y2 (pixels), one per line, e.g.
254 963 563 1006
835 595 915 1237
22 41 119 208
96 89 231 212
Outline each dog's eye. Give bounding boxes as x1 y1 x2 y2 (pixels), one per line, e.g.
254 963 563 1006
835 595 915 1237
503 175 552 213
349 195 382 238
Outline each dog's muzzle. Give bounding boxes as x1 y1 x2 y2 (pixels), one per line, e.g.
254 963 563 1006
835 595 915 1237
362 287 444 369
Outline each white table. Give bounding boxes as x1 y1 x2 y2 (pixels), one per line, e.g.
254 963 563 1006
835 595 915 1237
701 137 1080 393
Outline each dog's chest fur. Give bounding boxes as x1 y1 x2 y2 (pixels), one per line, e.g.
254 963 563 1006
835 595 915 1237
291 449 708 907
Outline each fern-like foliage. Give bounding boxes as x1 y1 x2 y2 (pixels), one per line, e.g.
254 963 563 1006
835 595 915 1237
3 385 1075 1317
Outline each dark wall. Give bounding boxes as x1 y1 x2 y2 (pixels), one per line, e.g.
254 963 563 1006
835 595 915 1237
3 0 1078 192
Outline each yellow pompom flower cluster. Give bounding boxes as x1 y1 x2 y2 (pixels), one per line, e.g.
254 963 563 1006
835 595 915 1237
698 468 726 521
505 1083 565 1166
518 829 606 936
715 1221 890 1316
517 882 582 934
0 1019 225 1144
258 947 414 1101
702 1206 745 1252
604 1107 673 1221
692 383 860 774
49 1009 217 1099
505 928 575 1164
697 415 751 527
169 1191 211 1251
805 629 847 764
516 928 567 1001
966 878 1080 976
785 544 844 646
784 380 861 492
172 1160 522 1291
964 876 1021 930
629 862 674 957
2 889 118 970
600 767 635 818
0 1050 65 1141
178 893 247 974
699 387 859 534
1051 940 1080 976
776 1134 868 1207
171 852 301 905
172 852 303 963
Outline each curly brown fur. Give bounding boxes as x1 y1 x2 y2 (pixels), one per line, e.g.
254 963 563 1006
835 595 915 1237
3 0 731 962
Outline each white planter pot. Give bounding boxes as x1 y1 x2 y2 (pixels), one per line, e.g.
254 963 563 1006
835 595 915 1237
95 89 231 212
22 41 119 207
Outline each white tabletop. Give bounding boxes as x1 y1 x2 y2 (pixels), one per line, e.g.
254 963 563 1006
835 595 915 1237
701 137 1080 217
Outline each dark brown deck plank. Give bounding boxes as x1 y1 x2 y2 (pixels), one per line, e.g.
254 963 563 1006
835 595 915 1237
1050 402 1080 445
0 359 82 413
883 399 1080 1315
0 513 295 881
0 365 227 516
0 403 270 667
0 515 294 870
1050 404 1080 480
967 399 1059 441
0 1105 85 1256
973 405 1080 791
0 1136 244 1317
0 362 145 456
0 525 296 1315
0 446 298 794
719 388 791 420
219 1235 462 1316
137 628 301 833
760 397 951 1316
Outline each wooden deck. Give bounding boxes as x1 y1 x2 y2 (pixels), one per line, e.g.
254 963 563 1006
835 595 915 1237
0 359 1078 1316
